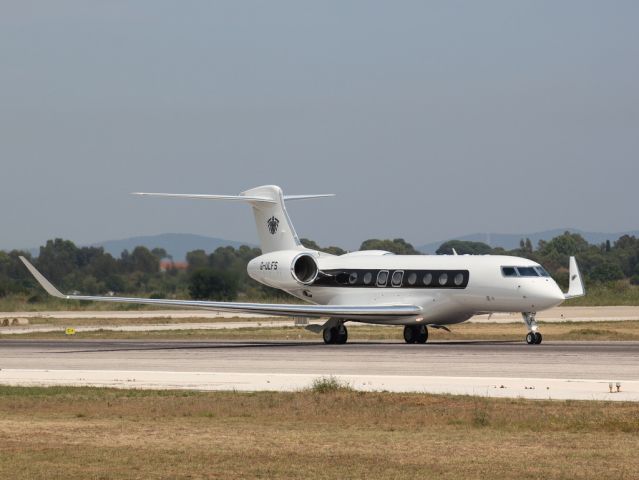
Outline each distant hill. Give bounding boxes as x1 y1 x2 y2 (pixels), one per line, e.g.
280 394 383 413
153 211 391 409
417 228 639 254
15 229 639 260
91 233 255 261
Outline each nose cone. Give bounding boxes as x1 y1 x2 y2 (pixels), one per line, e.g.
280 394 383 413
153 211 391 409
535 280 565 309
547 281 566 306
522 279 565 310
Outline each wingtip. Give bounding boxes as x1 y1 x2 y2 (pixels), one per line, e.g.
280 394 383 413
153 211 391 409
19 256 65 299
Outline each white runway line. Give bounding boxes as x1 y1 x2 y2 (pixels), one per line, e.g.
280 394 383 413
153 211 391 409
0 368 636 401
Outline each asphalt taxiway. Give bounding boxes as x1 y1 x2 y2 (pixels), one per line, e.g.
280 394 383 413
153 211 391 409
1 339 637 401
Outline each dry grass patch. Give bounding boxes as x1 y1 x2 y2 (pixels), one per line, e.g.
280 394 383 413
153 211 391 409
8 320 639 342
0 386 637 479
23 316 250 326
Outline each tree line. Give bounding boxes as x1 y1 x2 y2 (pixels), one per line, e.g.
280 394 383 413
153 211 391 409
436 233 639 288
1 232 638 302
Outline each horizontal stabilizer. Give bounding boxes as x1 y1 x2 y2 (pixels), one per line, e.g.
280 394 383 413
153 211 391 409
283 194 335 201
132 192 277 203
133 185 333 254
132 192 335 203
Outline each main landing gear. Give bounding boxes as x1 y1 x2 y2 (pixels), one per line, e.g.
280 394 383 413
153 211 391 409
322 323 348 344
522 312 543 345
403 325 428 344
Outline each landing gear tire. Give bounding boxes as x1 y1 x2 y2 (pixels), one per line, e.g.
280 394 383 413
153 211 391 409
416 325 428 344
526 332 543 345
336 325 348 345
323 325 348 345
404 325 428 344
403 325 416 344
323 327 338 344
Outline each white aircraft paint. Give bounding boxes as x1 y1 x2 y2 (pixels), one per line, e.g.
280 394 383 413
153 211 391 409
20 185 585 345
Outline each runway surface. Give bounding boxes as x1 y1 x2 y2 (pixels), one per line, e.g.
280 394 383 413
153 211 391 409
1 339 638 401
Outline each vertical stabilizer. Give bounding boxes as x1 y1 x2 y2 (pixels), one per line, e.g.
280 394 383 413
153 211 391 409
241 185 302 253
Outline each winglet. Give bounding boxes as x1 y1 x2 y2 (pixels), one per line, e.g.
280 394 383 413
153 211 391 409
564 256 586 299
19 256 66 299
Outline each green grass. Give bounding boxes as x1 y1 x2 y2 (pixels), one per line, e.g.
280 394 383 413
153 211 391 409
564 281 639 306
0 294 153 312
308 376 353 393
0 294 299 312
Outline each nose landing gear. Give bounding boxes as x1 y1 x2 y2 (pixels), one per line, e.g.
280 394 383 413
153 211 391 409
522 312 542 344
525 331 542 345
403 325 428 344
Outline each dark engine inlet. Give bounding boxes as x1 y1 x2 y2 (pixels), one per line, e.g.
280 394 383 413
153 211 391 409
292 254 318 285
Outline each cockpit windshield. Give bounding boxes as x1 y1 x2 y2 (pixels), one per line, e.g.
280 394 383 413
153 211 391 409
516 267 538 276
534 266 551 277
501 267 517 277
501 265 550 277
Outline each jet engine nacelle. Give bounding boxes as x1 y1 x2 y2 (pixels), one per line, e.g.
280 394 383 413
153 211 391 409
247 250 320 290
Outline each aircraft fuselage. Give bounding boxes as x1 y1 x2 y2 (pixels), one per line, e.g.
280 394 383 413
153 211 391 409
247 250 565 326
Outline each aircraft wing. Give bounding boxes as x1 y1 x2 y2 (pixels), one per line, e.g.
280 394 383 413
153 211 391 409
19 257 421 321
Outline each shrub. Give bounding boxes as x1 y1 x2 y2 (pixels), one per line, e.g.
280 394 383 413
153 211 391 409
309 376 353 394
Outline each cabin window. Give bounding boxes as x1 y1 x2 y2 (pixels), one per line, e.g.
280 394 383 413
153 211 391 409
501 267 517 277
376 270 389 287
391 270 404 287
310 268 469 290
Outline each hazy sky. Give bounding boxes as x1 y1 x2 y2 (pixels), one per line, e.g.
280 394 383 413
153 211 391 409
1 1 638 251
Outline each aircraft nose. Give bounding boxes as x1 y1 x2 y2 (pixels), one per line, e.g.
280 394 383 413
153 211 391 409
523 280 565 309
545 281 565 306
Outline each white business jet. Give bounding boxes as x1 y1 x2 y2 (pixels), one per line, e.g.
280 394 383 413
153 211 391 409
20 185 585 345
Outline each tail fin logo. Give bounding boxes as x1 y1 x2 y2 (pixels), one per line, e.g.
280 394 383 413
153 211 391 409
267 216 279 235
